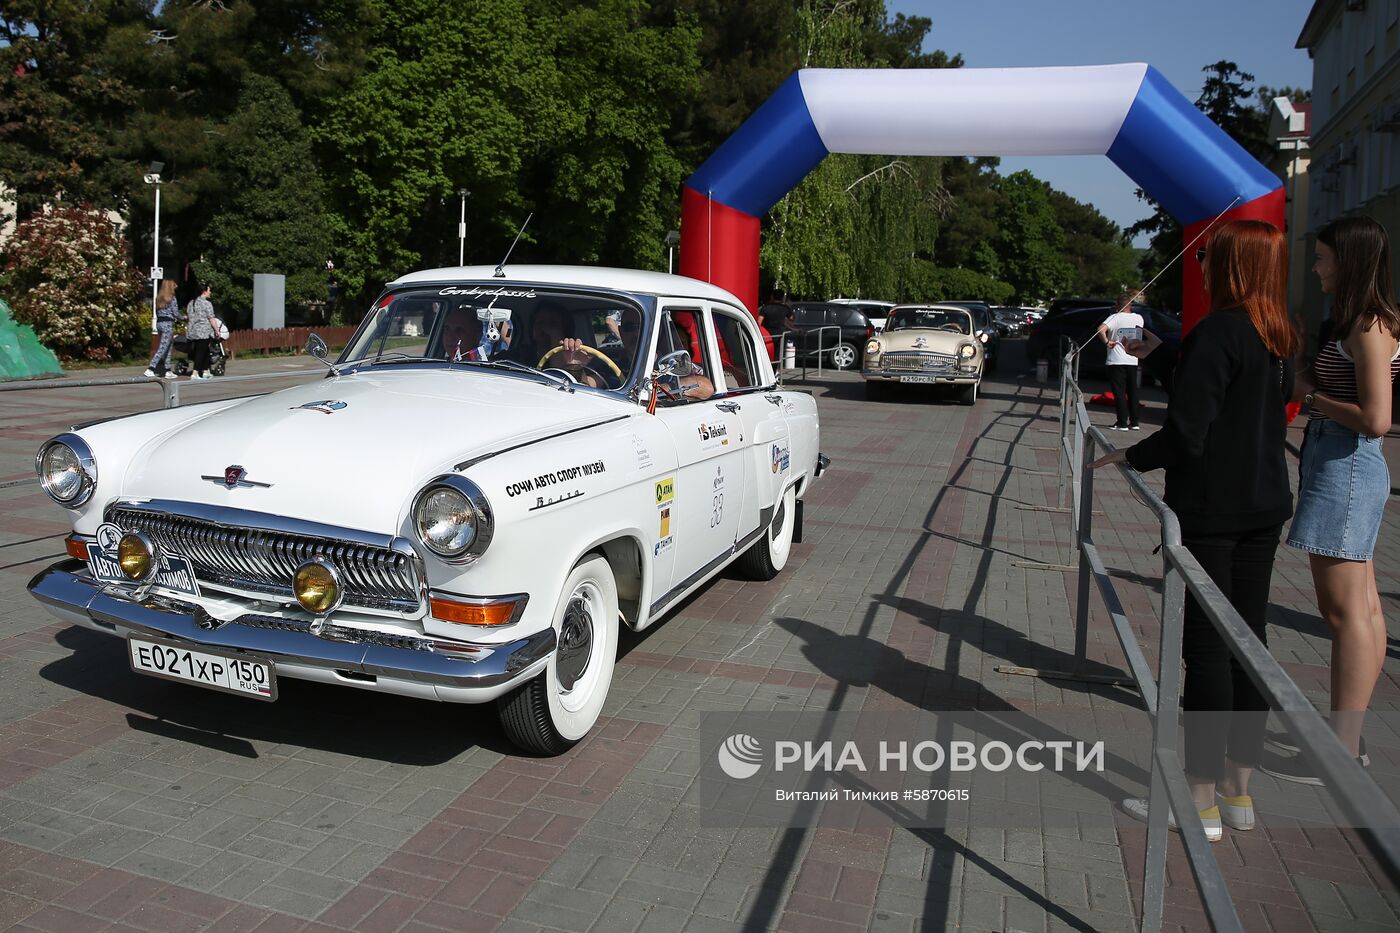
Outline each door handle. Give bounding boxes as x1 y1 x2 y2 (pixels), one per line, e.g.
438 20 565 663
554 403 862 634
715 401 740 414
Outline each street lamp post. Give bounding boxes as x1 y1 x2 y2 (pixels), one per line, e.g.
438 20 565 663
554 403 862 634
143 162 165 334
664 229 680 274
457 188 469 266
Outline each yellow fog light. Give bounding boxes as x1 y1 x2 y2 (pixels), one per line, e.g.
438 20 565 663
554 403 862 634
293 558 342 614
117 532 155 581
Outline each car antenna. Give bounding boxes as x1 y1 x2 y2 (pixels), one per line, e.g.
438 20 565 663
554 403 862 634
494 212 533 278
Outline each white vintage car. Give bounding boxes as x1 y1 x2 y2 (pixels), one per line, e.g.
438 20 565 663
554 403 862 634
29 266 826 754
861 304 984 404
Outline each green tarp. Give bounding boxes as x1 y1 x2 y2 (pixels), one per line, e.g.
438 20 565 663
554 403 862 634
0 299 63 379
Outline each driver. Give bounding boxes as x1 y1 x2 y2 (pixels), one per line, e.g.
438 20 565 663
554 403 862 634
562 309 713 402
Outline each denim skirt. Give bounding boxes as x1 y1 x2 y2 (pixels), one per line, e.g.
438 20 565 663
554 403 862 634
1287 418 1390 561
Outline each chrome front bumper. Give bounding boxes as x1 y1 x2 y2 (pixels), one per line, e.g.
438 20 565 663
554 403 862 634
28 561 555 704
861 370 979 383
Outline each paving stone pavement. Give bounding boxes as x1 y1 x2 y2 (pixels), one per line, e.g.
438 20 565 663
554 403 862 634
0 346 1396 931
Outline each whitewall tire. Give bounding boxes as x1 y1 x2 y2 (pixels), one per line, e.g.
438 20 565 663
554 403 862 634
498 555 618 754
736 485 796 581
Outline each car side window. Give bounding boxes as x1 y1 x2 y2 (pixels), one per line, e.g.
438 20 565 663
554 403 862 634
711 309 764 392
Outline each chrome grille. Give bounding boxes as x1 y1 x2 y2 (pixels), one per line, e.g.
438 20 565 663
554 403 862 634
105 506 421 612
883 351 956 373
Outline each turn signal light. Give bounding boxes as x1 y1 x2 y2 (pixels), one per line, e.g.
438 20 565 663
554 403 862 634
430 596 519 626
65 535 89 560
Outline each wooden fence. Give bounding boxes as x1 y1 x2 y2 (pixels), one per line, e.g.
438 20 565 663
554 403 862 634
223 325 359 357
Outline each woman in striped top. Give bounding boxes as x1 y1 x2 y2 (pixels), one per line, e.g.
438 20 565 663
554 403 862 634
1267 216 1400 785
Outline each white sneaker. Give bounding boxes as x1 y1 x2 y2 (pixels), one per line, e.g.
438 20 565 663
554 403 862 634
162 371 178 379
1216 792 1255 831
1120 797 1223 842
188 373 206 380
143 369 157 378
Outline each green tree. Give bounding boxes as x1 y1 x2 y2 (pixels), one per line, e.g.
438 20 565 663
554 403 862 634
191 75 332 326
932 156 1004 277
1048 189 1138 296
0 2 152 221
314 0 699 304
2 205 147 360
991 171 1071 304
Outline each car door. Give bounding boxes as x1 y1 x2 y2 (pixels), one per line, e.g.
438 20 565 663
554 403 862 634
708 304 790 543
648 302 747 601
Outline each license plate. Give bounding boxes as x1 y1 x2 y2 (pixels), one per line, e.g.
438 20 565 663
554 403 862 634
87 544 200 598
128 637 276 701
898 375 938 384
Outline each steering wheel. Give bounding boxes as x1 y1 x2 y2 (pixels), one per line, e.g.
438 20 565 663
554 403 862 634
939 324 965 333
538 344 623 377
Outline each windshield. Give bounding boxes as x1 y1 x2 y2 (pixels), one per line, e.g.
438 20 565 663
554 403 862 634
341 285 646 391
886 309 972 335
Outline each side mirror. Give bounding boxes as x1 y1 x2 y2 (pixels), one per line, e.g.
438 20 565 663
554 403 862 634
653 349 695 379
306 333 329 360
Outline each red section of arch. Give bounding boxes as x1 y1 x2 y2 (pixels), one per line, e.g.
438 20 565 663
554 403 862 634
1180 187 1286 333
678 186 762 315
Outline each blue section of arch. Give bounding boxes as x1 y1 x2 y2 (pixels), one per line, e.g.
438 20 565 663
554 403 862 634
683 73 828 218
682 65 1283 229
1106 66 1282 226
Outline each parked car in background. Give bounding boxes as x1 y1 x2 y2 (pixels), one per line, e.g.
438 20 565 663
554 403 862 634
29 265 826 755
940 300 1000 372
790 301 875 370
829 299 895 333
862 305 983 404
991 307 1027 337
1025 304 1182 386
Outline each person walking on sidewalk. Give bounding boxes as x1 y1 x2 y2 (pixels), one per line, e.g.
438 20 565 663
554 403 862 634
1264 215 1400 785
1097 289 1145 430
184 285 217 379
1090 220 1298 841
144 279 183 379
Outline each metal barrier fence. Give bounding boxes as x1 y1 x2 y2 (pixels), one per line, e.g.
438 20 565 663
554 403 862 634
1052 345 1400 931
0 368 326 412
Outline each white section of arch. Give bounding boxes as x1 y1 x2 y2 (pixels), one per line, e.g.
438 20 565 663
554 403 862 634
797 64 1149 157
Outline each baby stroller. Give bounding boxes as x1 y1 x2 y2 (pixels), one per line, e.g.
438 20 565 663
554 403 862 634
172 333 228 377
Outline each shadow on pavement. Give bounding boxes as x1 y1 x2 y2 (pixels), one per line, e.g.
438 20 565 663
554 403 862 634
40 625 512 763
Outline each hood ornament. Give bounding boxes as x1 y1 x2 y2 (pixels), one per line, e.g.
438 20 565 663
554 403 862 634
202 465 272 489
913 337 928 348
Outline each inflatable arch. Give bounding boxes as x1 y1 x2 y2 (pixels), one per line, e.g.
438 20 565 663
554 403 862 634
678 64 1284 330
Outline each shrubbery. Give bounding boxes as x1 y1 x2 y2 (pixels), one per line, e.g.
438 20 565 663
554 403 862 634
1 205 147 361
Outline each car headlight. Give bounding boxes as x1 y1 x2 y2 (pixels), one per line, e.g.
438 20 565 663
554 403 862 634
865 339 881 355
959 343 977 359
412 475 493 562
35 433 97 507
978 332 989 343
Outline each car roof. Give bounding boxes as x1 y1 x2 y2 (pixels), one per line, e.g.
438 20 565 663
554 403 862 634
829 299 895 308
389 264 746 308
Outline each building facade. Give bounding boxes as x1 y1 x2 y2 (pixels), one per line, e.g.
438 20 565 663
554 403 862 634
1297 0 1400 346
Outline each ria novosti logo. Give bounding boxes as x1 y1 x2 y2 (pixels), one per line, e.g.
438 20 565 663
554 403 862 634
717 734 764 779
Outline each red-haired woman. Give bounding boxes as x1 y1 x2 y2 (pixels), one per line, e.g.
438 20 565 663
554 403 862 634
1264 216 1400 785
1091 220 1298 841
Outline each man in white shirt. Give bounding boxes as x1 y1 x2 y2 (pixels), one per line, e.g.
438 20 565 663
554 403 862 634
1097 289 1145 430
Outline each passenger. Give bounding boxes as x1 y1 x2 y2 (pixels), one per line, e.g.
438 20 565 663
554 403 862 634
439 305 510 361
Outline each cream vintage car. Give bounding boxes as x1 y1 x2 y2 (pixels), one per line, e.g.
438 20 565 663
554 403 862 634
29 265 826 754
861 304 984 404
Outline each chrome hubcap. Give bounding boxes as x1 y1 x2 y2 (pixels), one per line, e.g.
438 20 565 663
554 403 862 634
556 594 593 692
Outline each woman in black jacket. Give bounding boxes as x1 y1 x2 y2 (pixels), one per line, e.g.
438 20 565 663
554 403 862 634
1091 220 1298 842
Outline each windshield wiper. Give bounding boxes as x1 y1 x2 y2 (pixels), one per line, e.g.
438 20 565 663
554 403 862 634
455 358 573 391
352 352 448 368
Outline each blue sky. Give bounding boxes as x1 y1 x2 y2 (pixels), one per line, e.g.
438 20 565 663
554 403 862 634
890 1 1316 244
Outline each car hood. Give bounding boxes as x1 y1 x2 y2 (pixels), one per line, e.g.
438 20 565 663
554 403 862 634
878 330 975 352
118 368 632 532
